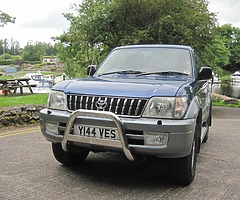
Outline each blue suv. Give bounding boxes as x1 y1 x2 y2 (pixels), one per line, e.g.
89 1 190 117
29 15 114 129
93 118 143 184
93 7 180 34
40 45 212 185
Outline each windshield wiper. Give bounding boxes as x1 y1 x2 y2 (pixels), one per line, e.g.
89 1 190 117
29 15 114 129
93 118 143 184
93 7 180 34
98 70 144 76
137 71 189 76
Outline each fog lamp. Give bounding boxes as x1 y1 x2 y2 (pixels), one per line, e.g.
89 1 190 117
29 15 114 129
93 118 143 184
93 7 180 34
46 122 58 134
144 132 168 146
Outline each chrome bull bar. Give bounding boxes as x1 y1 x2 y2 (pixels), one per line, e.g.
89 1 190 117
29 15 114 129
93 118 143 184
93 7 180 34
62 109 135 161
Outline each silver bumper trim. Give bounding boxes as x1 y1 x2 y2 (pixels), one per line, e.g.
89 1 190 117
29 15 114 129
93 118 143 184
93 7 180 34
62 109 135 161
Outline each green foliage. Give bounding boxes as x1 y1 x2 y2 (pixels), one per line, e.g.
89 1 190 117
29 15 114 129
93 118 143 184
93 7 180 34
35 63 44 67
212 100 240 108
13 56 25 66
13 55 23 60
0 10 15 27
0 60 14 65
0 38 21 57
214 24 240 72
0 75 13 80
0 53 12 60
56 0 217 78
46 44 58 56
229 27 240 69
212 92 240 108
21 42 48 61
21 42 58 62
202 35 230 75
50 67 57 71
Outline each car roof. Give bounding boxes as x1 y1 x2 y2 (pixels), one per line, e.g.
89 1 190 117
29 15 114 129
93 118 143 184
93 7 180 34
114 44 193 51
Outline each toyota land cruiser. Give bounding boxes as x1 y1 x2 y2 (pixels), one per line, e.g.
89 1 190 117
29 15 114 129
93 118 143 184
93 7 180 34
40 45 212 185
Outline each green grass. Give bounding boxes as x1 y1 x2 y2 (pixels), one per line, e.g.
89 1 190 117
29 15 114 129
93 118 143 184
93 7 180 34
0 76 13 80
213 100 240 108
0 93 48 107
0 92 239 108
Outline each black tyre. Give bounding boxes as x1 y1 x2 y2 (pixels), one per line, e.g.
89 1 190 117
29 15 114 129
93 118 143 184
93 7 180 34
202 123 209 143
52 143 89 166
202 113 211 143
168 131 198 186
203 105 212 143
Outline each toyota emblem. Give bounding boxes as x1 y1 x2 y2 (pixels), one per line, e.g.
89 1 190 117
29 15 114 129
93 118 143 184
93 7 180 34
96 99 107 110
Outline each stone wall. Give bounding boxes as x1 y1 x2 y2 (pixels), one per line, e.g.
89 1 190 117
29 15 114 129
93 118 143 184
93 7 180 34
0 105 46 128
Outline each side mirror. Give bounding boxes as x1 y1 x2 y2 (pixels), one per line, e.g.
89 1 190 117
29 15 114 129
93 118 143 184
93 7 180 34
197 67 212 80
87 65 97 76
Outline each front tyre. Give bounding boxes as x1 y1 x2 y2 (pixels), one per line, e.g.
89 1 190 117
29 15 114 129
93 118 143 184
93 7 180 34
203 111 211 143
52 143 89 166
168 130 198 186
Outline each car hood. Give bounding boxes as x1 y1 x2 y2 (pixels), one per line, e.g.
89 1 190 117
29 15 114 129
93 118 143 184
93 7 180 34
53 77 191 98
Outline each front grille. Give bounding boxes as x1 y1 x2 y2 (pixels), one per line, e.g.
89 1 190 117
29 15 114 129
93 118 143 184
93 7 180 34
67 95 147 117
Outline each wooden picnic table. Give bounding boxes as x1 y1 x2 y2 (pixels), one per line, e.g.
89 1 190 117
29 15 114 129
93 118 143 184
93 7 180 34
0 78 37 96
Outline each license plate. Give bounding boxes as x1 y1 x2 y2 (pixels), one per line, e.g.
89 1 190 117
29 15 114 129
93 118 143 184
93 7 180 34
74 125 119 140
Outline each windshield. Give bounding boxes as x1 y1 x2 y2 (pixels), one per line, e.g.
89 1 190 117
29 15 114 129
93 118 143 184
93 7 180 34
96 47 192 77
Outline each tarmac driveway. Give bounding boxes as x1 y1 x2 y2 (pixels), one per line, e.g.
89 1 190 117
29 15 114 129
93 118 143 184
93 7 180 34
212 106 240 119
0 106 240 200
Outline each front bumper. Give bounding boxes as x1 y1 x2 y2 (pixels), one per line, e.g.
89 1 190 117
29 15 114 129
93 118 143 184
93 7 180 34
40 108 196 160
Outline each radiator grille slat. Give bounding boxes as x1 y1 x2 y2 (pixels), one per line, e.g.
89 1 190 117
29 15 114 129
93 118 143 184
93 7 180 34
67 95 147 117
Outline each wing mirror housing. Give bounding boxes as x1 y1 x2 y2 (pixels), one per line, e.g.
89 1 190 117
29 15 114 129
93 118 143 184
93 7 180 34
87 65 98 76
197 67 212 80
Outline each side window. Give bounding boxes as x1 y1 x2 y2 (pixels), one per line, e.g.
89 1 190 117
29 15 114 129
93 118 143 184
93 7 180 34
194 52 205 72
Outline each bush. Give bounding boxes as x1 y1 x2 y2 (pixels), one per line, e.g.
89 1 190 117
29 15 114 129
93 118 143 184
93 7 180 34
0 53 12 60
50 67 57 71
25 61 42 65
35 63 44 67
0 60 14 65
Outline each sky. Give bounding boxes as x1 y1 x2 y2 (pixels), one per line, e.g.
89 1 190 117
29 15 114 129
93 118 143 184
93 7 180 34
0 0 240 48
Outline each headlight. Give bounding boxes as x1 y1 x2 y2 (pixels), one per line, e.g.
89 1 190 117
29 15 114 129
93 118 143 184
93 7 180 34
47 91 67 110
143 97 187 119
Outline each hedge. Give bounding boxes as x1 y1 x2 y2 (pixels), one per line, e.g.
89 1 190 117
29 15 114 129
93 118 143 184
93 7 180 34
0 60 14 65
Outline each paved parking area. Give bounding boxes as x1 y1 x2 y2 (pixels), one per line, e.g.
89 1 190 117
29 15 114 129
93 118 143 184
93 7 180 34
0 106 240 200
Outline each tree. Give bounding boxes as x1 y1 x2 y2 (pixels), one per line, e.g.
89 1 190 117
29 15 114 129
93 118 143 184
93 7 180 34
46 43 58 56
20 42 57 62
10 38 21 55
0 53 12 60
56 0 217 77
0 39 4 55
0 38 9 57
215 24 240 72
228 27 240 71
0 10 15 27
21 42 48 62
203 35 230 76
